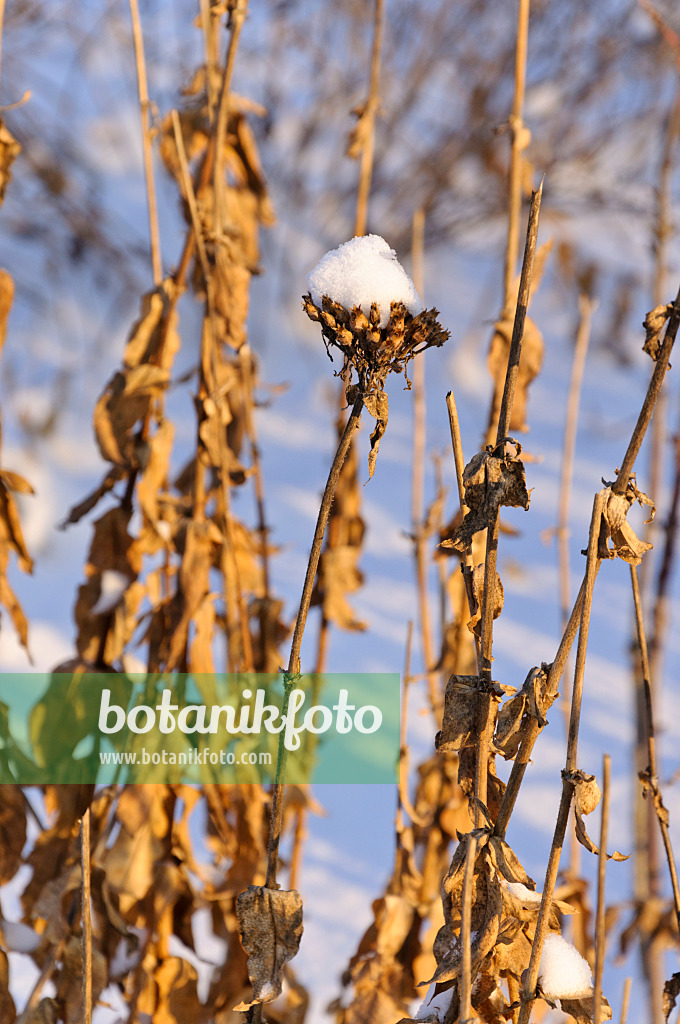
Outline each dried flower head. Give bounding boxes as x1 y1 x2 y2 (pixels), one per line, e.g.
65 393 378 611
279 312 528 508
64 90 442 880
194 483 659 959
302 236 449 477
303 235 448 394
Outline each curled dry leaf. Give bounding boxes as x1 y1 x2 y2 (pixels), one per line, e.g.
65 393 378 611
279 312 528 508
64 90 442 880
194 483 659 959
441 444 530 555
468 563 504 637
0 120 20 205
365 389 388 479
643 303 674 361
0 786 26 885
436 675 513 753
663 972 680 1023
565 769 629 861
494 664 555 760
235 885 303 1010
599 480 655 566
559 993 612 1024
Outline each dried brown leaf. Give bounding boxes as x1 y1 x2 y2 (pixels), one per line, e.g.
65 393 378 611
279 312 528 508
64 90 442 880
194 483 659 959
0 786 26 884
643 303 673 361
0 121 20 205
599 482 655 566
664 972 680 1022
441 446 530 554
235 885 303 1009
488 315 544 433
468 562 504 637
566 769 629 861
0 270 14 356
559 993 612 1024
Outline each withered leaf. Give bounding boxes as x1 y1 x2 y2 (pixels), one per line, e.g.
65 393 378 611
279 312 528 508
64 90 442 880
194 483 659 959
437 675 509 753
468 562 504 637
0 786 26 884
0 270 14 356
599 482 654 566
566 769 629 861
0 950 15 1023
560 993 612 1024
441 445 530 554
494 665 554 760
663 972 680 1023
365 390 388 480
235 885 303 1009
643 303 673 361
0 120 20 206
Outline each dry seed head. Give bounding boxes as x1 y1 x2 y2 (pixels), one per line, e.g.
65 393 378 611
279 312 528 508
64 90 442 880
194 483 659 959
302 293 449 392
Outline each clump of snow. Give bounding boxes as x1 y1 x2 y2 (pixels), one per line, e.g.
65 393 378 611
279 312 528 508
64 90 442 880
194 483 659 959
506 882 542 903
415 982 453 1021
538 933 593 1000
306 235 421 328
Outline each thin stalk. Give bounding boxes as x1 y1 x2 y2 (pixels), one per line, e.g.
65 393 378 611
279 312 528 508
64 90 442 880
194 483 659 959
459 834 478 1022
129 0 162 285
558 296 594 885
475 184 542 818
354 0 385 237
397 621 426 828
263 397 364 882
620 977 632 1024
593 753 611 1024
81 808 92 1024
503 0 531 318
214 1 247 238
517 489 605 1024
411 209 437 711
445 389 478 666
631 565 680 929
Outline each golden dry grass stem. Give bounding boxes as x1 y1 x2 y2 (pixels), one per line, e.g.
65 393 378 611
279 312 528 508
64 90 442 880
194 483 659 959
503 0 531 318
240 345 272 602
410 209 438 712
473 184 542 817
630 564 680 929
593 753 611 1024
354 0 385 237
558 297 594 882
397 621 426 828
460 832 478 1022
80 808 93 1024
214 1 247 237
445 389 480 671
129 0 162 285
619 977 632 1024
199 0 219 124
517 490 605 1024
261 397 364 897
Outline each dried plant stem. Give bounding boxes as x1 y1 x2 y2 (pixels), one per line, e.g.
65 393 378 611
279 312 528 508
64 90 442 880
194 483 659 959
558 297 594 882
129 0 162 285
641 86 680 596
214 1 247 236
503 0 531 317
354 0 385 236
648 428 680 707
593 753 611 1024
517 489 605 1024
631 564 680 929
81 808 92 1024
410 209 437 711
445 389 478 660
475 184 542 817
495 573 593 839
263 397 364 882
459 833 478 1022
397 621 426 828
620 977 632 1024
